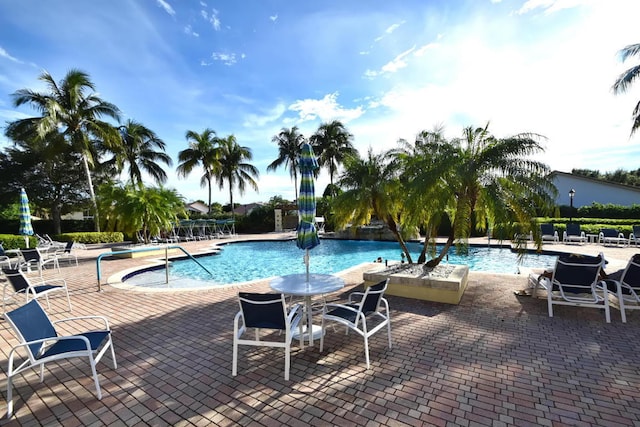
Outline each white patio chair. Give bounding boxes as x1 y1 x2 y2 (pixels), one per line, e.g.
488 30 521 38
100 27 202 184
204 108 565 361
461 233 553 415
320 279 392 369
232 292 304 381
540 252 611 322
2 267 72 315
4 300 116 418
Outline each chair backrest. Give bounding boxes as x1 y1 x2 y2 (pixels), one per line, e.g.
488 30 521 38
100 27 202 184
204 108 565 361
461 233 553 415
566 223 581 236
600 228 618 238
20 248 41 263
553 253 603 294
620 254 640 290
633 226 640 236
238 293 287 330
359 279 389 314
0 242 5 257
540 224 555 235
5 300 57 360
2 268 30 293
64 241 73 253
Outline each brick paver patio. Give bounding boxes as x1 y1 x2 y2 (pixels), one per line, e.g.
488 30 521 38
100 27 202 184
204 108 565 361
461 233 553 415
1 235 639 426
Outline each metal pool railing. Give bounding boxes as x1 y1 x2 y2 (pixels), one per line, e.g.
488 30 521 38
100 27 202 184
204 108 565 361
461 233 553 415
95 245 214 291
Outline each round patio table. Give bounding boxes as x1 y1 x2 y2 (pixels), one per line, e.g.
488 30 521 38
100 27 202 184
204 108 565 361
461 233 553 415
270 273 344 346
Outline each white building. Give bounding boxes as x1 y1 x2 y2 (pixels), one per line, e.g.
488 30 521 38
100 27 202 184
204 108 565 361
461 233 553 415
551 171 640 207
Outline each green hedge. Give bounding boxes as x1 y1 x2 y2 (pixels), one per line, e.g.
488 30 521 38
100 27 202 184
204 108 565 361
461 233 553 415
0 234 36 249
55 232 124 244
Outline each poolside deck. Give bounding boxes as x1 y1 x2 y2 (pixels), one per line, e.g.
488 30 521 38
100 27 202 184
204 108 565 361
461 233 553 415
1 234 640 426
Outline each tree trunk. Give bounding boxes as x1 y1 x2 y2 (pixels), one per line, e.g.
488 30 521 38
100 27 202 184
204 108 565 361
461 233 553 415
207 177 212 215
417 225 435 264
81 154 100 232
385 218 413 263
426 233 456 268
51 203 62 235
294 169 298 203
229 186 234 221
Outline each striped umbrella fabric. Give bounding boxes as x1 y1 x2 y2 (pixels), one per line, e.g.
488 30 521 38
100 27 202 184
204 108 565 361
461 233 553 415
296 143 320 279
19 188 34 247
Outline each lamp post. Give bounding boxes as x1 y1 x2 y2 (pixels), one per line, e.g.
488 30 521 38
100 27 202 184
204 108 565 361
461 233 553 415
569 189 575 223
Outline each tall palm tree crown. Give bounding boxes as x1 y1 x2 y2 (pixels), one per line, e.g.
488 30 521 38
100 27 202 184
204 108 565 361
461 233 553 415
6 69 121 232
613 43 640 135
215 135 259 218
310 120 358 197
176 128 220 212
106 119 172 187
267 126 305 202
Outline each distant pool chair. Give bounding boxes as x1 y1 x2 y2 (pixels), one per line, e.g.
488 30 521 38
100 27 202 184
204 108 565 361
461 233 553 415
562 224 586 245
629 226 640 247
19 247 60 276
540 223 559 244
598 228 627 247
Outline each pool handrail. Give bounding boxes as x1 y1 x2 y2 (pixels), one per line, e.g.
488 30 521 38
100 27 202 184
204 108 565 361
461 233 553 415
95 245 214 291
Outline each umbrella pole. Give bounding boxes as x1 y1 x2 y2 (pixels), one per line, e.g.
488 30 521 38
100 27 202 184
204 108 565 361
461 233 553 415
305 249 310 283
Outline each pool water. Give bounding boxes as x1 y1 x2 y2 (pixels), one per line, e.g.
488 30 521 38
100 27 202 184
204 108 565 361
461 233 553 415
124 239 558 288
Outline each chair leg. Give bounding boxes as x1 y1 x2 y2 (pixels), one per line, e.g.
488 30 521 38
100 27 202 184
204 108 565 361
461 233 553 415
284 345 290 381
319 317 325 352
6 374 13 418
232 338 238 377
618 290 627 323
65 287 72 312
386 321 392 349
604 296 611 323
363 336 370 369
89 358 103 400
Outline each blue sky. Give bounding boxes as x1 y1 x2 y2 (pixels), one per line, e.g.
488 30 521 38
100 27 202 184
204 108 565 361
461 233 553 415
1 0 639 205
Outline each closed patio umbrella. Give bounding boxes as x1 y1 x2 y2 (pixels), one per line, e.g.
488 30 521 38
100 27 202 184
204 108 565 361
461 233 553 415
296 143 320 282
19 188 34 248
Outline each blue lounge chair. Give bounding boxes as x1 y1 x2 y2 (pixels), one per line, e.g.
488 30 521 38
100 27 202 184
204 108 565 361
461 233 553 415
603 254 640 323
563 224 586 244
2 267 71 315
540 223 559 244
4 300 116 418
539 253 610 322
629 226 640 247
598 228 627 246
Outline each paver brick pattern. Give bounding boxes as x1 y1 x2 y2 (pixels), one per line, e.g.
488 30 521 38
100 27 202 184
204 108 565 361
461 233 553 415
0 236 639 426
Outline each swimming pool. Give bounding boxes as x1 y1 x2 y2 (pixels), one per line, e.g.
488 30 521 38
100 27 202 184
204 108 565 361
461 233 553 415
123 239 558 289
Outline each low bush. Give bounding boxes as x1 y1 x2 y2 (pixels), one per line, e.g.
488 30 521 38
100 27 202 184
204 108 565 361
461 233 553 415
0 234 36 249
54 232 124 244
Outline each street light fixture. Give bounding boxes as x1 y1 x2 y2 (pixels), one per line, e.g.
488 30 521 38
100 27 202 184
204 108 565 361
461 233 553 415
569 189 575 223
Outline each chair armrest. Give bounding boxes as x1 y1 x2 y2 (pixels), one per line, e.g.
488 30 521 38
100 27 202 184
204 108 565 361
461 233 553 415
287 303 303 323
348 292 365 303
323 302 360 315
29 277 67 287
53 315 110 330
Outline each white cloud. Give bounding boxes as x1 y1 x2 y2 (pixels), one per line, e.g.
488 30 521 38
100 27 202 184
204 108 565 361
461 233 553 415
0 46 20 63
270 14 278 22
209 52 238 66
243 103 287 127
380 46 416 74
288 92 364 124
184 25 199 37
209 8 221 30
155 0 175 16
517 0 586 15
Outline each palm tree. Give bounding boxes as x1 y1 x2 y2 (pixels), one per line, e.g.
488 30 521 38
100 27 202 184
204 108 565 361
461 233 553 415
6 69 122 231
613 43 640 135
103 119 172 187
310 120 358 197
331 149 414 261
399 122 557 267
267 126 305 201
98 182 186 244
176 129 220 212
215 135 259 219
